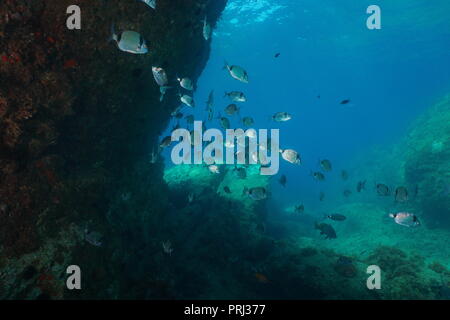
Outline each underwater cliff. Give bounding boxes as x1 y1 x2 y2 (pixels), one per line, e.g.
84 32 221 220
0 0 227 299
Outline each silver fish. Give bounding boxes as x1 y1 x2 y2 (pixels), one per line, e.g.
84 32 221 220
159 136 172 148
319 159 332 171
225 91 246 102
280 149 301 165
206 90 214 109
84 229 103 247
242 116 254 127
272 112 292 122
159 86 172 102
219 116 230 129
389 212 420 227
152 67 168 86
312 171 325 181
180 94 195 108
139 0 156 10
177 77 194 90
243 187 267 201
224 61 249 83
110 24 148 54
395 186 408 202
203 16 211 40
208 165 220 174
376 183 390 196
162 240 173 255
206 90 214 121
225 104 239 116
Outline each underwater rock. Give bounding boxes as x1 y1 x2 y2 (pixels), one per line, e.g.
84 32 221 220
0 0 227 299
403 95 450 228
333 256 357 278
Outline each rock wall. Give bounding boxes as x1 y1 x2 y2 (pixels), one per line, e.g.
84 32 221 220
403 94 450 228
0 0 227 299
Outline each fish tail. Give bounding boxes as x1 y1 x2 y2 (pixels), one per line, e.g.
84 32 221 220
109 23 117 42
222 60 229 70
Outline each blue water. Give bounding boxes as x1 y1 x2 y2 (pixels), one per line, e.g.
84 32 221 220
162 0 450 208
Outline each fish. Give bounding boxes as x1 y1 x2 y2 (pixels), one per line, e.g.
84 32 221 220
312 171 325 181
389 212 420 227
185 114 194 124
177 77 194 90
206 90 214 109
223 186 232 194
274 53 280 58
208 165 220 174
84 229 103 247
188 192 194 203
234 167 247 179
315 222 337 239
343 189 352 197
340 99 350 105
319 159 332 171
63 59 77 69
207 110 214 121
159 86 172 102
224 140 235 148
279 174 287 187
336 256 353 265
152 66 168 86
218 115 230 129
110 24 148 54
225 104 239 116
241 117 254 127
180 94 195 108
223 61 249 83
395 186 408 202
173 111 184 119
319 192 325 201
225 91 246 102
255 273 269 283
357 180 366 192
149 149 158 164
162 240 173 255
159 136 172 148
376 183 390 196
242 116 254 127
280 149 301 165
341 170 349 180
203 16 211 40
243 187 267 201
271 112 292 122
326 214 346 221
139 0 156 10
246 130 257 138
294 204 304 214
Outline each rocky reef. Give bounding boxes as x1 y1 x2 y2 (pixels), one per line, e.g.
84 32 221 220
0 0 227 299
403 94 450 228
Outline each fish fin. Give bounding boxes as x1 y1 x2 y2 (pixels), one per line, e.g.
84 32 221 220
222 60 229 70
